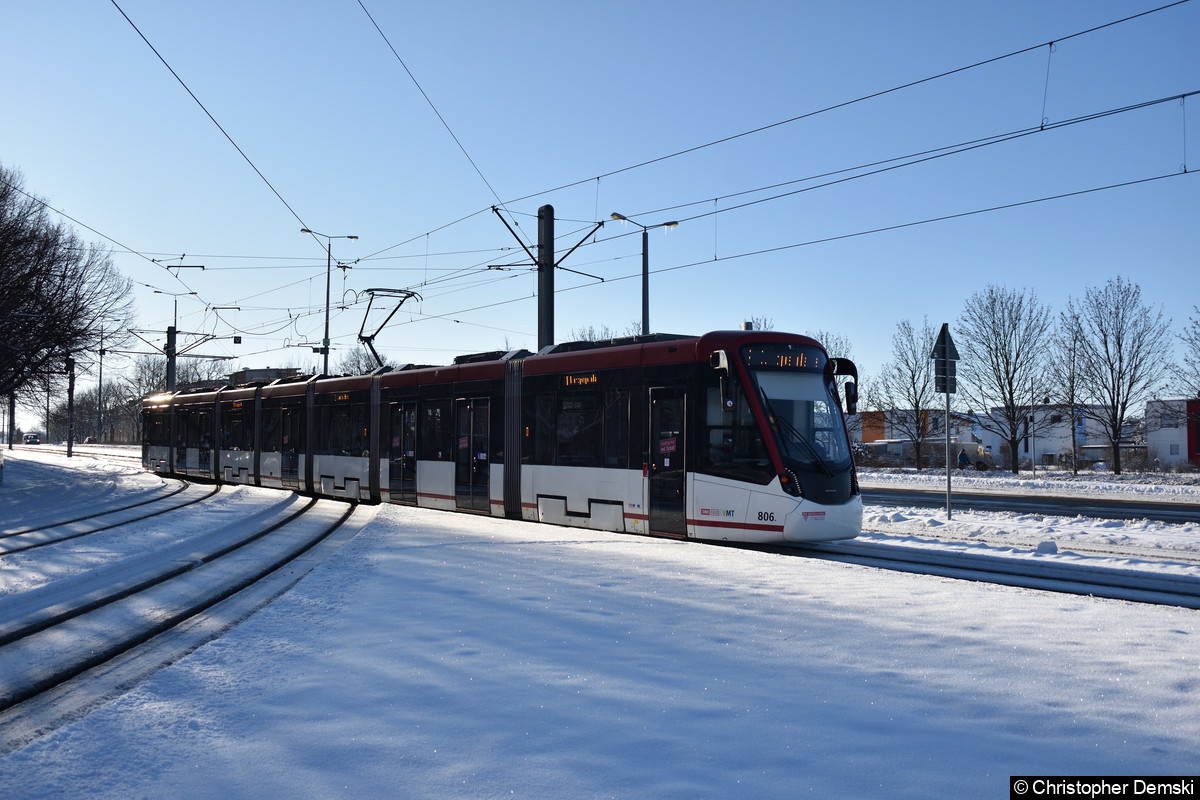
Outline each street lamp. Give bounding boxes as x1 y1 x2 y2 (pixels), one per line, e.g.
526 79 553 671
301 228 359 375
610 213 678 336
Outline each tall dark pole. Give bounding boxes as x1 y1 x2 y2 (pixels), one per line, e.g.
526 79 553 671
944 383 951 518
323 240 332 375
66 356 76 458
96 334 104 443
537 204 555 351
641 227 650 336
165 325 177 392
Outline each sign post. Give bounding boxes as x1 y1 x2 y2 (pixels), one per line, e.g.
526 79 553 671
930 323 959 519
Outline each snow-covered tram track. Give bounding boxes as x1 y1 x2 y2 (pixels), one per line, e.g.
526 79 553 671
1 479 192 537
0 496 368 748
13 445 143 466
794 539 1200 609
867 529 1200 566
0 482 219 555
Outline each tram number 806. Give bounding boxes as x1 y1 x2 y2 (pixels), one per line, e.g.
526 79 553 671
757 511 776 522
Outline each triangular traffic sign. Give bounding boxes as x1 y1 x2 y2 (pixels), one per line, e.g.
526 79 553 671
930 322 959 362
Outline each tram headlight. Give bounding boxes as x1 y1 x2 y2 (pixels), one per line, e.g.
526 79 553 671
779 469 802 497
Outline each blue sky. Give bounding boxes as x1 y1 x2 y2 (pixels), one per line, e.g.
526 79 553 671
2 1 1196 394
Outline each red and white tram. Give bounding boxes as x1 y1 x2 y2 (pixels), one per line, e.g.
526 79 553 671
143 330 862 543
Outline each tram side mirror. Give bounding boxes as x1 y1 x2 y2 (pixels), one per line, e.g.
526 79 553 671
844 381 858 415
710 350 736 411
828 357 860 415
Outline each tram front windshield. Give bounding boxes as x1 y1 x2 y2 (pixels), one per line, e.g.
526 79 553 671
748 368 851 472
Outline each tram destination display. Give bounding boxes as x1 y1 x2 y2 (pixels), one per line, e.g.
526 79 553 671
741 343 825 372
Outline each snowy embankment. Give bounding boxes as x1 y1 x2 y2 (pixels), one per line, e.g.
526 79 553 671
858 466 1200 563
0 449 1198 799
860 464 1200 500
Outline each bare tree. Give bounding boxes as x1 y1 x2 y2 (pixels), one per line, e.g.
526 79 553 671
745 316 775 331
957 285 1054 473
336 344 390 376
568 323 639 342
1 164 135 396
47 383 103 442
876 317 938 469
804 329 853 360
1048 305 1087 474
1074 277 1174 475
109 355 171 444
121 355 168 398
1177 306 1200 399
18 371 64 438
175 357 232 388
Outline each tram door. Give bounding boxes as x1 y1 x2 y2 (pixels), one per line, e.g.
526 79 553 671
387 401 417 503
280 405 302 490
455 398 491 512
648 387 687 536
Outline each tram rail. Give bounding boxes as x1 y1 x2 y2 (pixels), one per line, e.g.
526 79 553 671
0 482 220 556
0 495 365 749
793 539 1200 609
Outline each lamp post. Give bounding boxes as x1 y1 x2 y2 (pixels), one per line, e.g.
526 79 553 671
301 229 359 375
610 213 678 336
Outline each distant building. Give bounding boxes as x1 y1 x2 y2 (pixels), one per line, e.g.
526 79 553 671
1144 399 1200 468
226 367 301 386
975 403 1115 470
849 408 980 467
854 399 1198 470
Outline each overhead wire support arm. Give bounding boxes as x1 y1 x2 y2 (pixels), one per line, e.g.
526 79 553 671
554 220 606 275
492 206 607 350
555 264 605 282
492 206 538 265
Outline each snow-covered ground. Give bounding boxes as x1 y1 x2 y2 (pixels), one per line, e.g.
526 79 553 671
857 467 1200 564
861 464 1200 501
1 448 1197 798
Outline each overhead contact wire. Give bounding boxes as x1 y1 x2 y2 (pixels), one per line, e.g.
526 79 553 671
109 0 311 230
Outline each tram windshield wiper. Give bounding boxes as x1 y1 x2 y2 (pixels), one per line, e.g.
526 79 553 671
757 388 833 477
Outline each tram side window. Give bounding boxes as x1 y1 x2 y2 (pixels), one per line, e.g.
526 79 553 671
223 410 239 450
261 407 281 452
530 389 629 468
557 393 603 467
602 389 628 468
420 399 452 460
145 411 170 446
351 403 368 456
530 394 553 464
700 386 773 484
388 404 416 456
177 410 212 450
316 402 367 456
197 411 212 449
223 407 253 451
314 403 334 454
